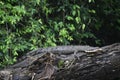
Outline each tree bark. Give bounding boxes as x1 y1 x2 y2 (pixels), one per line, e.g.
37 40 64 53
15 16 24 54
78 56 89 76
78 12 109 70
0 43 120 80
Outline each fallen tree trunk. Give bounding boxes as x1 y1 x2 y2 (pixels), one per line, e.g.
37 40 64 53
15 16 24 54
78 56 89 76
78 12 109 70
0 43 120 80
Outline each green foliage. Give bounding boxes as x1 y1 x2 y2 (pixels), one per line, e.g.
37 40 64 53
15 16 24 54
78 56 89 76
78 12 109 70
0 0 120 68
89 0 120 45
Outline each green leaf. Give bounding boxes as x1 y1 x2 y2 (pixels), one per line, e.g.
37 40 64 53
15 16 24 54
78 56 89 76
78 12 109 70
89 0 92 3
89 9 96 13
14 51 18 56
75 17 81 24
72 10 76 16
59 28 68 37
82 24 86 30
58 22 64 27
66 16 73 20
36 0 40 4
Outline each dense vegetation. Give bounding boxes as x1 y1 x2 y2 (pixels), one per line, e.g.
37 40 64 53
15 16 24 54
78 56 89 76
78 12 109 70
0 0 120 67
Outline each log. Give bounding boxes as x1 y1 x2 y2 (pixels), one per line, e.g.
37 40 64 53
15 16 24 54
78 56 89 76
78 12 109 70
0 43 120 80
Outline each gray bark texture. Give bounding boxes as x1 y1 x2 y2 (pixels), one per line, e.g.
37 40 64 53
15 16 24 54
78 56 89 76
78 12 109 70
0 43 120 80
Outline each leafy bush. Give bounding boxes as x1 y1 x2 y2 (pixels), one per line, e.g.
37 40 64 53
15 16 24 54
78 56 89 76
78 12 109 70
0 0 120 68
